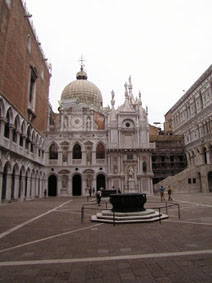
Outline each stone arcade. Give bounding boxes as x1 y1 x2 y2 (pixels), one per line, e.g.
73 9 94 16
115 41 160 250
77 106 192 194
46 65 155 196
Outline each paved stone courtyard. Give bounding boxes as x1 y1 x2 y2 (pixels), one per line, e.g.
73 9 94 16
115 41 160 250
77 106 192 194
0 193 211 282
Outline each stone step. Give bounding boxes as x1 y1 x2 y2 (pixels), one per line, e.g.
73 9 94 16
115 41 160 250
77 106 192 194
91 213 168 223
100 209 158 217
91 209 168 224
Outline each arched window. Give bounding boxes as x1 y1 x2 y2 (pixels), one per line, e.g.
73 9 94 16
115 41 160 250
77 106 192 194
19 122 24 147
12 116 19 143
4 111 10 138
73 144 82 159
25 126 31 150
96 143 105 159
49 143 58 160
143 161 147 173
31 132 35 152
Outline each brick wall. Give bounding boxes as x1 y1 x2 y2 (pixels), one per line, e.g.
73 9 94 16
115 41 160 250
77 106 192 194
0 0 50 133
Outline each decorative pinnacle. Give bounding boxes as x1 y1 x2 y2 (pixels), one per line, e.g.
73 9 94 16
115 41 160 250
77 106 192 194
111 90 115 108
139 91 141 99
124 82 128 98
138 91 142 104
111 90 115 99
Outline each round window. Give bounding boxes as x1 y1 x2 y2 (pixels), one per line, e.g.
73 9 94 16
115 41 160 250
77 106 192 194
125 122 130 127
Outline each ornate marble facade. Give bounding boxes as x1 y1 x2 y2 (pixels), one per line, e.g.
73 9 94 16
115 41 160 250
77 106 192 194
46 68 155 196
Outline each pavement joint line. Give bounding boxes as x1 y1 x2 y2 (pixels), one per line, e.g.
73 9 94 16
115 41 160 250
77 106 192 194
164 219 212 226
0 200 72 240
0 223 104 254
53 211 81 215
0 249 211 267
176 200 212 208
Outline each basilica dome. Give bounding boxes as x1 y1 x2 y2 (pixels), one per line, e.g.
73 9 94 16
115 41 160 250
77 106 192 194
61 67 103 108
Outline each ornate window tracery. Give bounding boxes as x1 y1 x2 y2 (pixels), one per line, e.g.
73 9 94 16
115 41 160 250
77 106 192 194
49 143 59 160
73 144 82 159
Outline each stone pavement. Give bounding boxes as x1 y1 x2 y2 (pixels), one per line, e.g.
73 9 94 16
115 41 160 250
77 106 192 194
0 193 211 282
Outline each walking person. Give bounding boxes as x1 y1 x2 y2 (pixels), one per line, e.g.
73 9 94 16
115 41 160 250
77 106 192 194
168 186 173 201
159 185 165 202
96 190 102 206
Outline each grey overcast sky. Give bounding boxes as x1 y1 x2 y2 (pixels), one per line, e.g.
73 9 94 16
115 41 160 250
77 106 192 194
25 0 212 124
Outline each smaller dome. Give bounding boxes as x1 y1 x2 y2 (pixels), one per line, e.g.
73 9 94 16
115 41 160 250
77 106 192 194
61 66 103 108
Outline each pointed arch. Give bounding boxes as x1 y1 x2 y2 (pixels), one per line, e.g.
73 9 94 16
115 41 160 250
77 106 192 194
19 121 26 146
25 125 31 150
4 108 13 138
12 115 20 143
0 98 5 118
73 143 82 159
31 130 36 152
96 142 105 159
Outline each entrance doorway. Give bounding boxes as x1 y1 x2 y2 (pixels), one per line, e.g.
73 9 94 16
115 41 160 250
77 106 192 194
48 175 57 196
96 174 106 190
208 171 212 192
72 174 81 196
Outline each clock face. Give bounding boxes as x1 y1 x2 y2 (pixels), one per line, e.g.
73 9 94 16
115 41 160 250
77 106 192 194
71 117 82 128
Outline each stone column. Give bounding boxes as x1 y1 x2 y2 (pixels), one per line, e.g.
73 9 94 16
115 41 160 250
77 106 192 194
14 174 19 200
92 150 96 165
66 175 70 196
38 178 42 197
185 152 190 167
34 177 38 197
6 173 12 201
69 151 73 165
15 130 21 146
20 176 25 201
0 118 5 137
82 150 86 164
31 176 35 199
82 175 87 196
26 177 31 199
58 176 62 196
58 151 63 166
205 145 211 165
